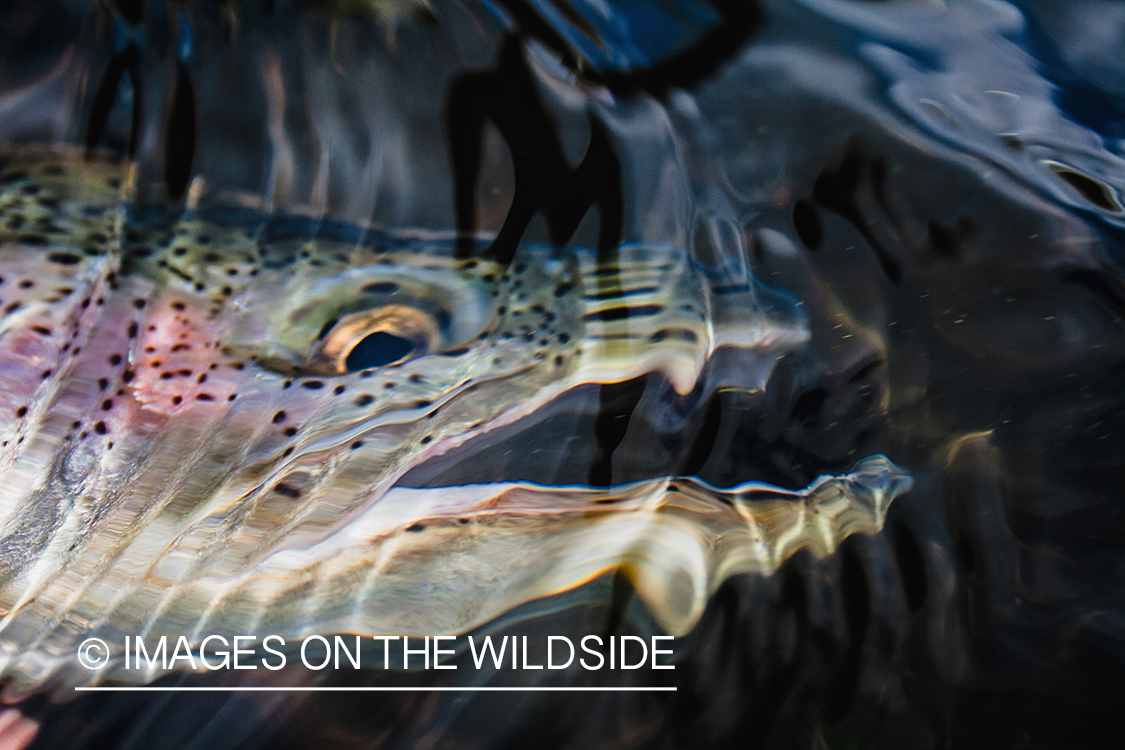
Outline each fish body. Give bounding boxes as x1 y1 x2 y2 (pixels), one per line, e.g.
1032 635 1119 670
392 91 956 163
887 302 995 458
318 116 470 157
0 147 907 697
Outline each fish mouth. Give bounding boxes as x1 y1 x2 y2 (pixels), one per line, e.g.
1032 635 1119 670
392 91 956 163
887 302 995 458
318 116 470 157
0 454 911 700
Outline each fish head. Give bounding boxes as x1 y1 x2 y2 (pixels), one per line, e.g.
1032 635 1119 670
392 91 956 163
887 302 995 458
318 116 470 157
0 148 910 700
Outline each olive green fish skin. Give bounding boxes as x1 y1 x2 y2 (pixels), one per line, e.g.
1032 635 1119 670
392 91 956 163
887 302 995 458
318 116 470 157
0 148 908 698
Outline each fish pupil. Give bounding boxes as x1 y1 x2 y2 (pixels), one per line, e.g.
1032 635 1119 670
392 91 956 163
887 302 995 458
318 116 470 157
345 331 417 371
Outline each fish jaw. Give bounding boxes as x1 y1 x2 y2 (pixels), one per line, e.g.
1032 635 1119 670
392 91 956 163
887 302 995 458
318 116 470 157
0 454 910 698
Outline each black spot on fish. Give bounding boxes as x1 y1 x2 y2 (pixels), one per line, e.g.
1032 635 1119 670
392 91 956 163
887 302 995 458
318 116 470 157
584 304 663 322
46 251 81 265
587 285 658 301
274 483 301 499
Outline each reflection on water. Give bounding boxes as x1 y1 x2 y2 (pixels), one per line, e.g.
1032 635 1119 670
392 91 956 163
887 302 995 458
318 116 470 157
0 0 1123 748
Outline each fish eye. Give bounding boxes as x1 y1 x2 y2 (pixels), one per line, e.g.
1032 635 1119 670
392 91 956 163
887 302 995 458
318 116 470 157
345 331 418 370
232 264 497 378
313 305 438 374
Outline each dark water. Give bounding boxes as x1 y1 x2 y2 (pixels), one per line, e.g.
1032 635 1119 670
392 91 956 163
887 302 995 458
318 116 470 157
1 0 1124 748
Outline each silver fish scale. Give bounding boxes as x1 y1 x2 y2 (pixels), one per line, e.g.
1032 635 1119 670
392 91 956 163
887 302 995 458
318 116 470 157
0 148 911 698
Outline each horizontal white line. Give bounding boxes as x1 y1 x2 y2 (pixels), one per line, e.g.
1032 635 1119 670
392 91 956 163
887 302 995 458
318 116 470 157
75 686 676 693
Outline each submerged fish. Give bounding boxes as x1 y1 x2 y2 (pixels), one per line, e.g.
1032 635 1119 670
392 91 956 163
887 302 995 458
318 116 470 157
0 147 910 698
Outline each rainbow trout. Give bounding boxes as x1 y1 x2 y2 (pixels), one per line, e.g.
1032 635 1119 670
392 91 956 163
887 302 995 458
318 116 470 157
0 147 910 698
